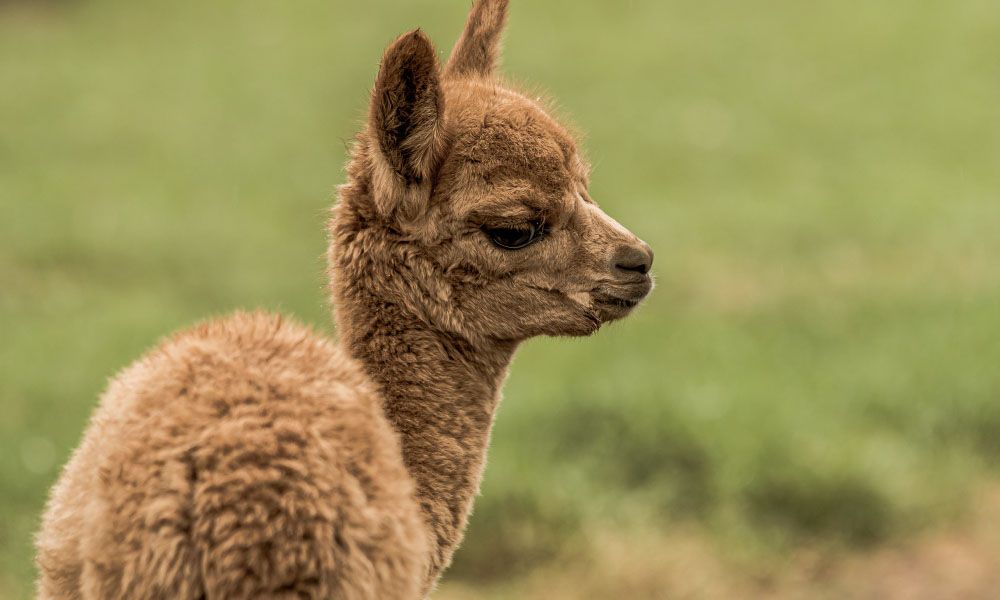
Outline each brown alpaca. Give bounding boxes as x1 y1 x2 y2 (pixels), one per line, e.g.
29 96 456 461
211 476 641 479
34 1 653 598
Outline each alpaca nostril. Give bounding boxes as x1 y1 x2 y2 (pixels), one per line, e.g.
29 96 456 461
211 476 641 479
614 243 653 275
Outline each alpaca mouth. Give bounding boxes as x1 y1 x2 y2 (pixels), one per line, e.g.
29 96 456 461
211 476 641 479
592 283 650 321
594 295 640 310
592 295 642 323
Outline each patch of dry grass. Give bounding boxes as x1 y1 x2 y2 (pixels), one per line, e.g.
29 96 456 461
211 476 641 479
438 484 1000 599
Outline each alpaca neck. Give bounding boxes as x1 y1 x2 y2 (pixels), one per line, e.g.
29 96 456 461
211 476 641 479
338 297 516 580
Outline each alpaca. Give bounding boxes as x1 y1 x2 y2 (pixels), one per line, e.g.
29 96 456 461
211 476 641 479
34 1 654 598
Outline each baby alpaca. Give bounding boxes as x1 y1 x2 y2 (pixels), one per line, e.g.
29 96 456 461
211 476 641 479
35 0 654 598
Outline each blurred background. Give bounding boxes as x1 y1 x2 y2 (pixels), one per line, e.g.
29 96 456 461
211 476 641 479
2 0 999 597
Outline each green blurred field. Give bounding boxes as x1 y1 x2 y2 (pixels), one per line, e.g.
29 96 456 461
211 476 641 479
2 0 999 597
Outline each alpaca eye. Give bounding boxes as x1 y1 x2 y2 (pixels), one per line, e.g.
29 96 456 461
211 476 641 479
485 221 543 250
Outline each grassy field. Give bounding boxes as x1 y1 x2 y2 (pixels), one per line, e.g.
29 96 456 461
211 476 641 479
2 0 999 597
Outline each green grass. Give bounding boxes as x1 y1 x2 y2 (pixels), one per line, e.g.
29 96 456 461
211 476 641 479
2 0 1000 597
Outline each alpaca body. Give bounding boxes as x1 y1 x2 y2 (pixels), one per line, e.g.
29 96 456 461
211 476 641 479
36 1 655 597
36 312 429 599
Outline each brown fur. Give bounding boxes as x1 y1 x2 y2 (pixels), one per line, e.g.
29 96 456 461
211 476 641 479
35 1 653 598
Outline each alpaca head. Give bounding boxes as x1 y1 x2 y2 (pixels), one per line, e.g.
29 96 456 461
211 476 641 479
331 0 653 344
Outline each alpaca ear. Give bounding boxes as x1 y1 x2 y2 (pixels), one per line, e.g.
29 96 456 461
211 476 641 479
444 0 510 78
368 29 446 217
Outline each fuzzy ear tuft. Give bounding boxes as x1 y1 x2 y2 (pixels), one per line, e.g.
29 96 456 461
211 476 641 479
444 0 510 78
368 29 446 216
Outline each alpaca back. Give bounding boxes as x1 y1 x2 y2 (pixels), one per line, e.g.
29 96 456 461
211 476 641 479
36 311 428 599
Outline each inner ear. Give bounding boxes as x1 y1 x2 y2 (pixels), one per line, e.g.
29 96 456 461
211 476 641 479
369 29 446 188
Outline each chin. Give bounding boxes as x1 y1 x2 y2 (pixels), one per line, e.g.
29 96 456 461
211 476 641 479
595 297 640 321
593 294 649 325
542 298 647 337
538 310 603 338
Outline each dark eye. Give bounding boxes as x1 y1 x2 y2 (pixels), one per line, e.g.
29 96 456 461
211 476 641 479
484 220 544 250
